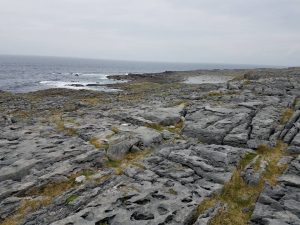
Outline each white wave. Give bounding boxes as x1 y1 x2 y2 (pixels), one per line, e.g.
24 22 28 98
39 80 120 92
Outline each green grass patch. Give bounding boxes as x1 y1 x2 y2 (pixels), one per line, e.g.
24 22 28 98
111 126 120 134
146 123 165 132
81 169 95 178
237 152 257 170
65 194 79 204
196 198 218 218
167 188 178 195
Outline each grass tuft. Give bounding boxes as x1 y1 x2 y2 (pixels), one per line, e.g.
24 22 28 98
89 137 108 149
105 149 152 175
65 194 78 204
51 114 77 136
280 108 294 124
196 198 218 216
167 188 178 196
238 152 257 169
258 141 288 186
147 119 184 134
111 127 120 134
146 123 165 132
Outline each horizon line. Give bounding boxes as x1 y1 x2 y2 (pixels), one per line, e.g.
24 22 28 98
0 53 287 68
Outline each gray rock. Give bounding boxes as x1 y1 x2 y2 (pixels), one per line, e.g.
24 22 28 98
283 126 299 144
287 146 300 154
243 169 261 186
141 104 185 126
290 132 300 147
284 110 300 129
0 197 21 220
162 130 174 140
0 159 39 182
133 126 163 146
242 156 268 186
223 123 250 147
184 112 249 145
238 101 264 109
250 106 280 141
283 199 300 216
107 138 140 161
278 175 300 187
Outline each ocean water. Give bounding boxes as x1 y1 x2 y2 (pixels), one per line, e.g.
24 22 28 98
0 55 260 93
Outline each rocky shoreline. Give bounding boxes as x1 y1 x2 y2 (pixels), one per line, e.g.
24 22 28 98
0 67 300 225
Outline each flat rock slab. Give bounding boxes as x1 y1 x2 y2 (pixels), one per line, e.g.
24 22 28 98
28 143 250 225
0 159 39 182
139 104 185 126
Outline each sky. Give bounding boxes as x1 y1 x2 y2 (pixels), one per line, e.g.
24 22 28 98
0 0 299 66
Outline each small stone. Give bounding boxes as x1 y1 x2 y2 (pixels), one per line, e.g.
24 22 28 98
162 130 173 140
130 145 141 152
242 207 250 213
75 175 86 183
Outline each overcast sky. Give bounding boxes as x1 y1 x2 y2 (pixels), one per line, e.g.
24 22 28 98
0 0 299 66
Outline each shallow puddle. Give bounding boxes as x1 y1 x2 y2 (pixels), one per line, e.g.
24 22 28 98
184 75 233 84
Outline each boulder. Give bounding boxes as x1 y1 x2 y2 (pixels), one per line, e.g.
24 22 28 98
133 126 163 146
106 138 140 161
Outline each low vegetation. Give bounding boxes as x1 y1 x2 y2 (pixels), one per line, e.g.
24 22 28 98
65 194 79 204
111 126 120 134
105 149 152 175
126 82 162 92
81 96 108 106
196 198 218 216
167 188 178 196
257 142 288 186
51 114 77 136
146 123 165 132
89 137 108 149
193 141 288 225
280 108 294 124
146 119 184 134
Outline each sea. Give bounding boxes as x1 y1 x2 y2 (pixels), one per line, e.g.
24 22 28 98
0 55 265 93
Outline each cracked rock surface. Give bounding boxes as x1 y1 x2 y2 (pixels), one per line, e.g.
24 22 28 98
0 67 300 225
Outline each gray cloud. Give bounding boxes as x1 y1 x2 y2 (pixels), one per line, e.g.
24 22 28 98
0 0 299 66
